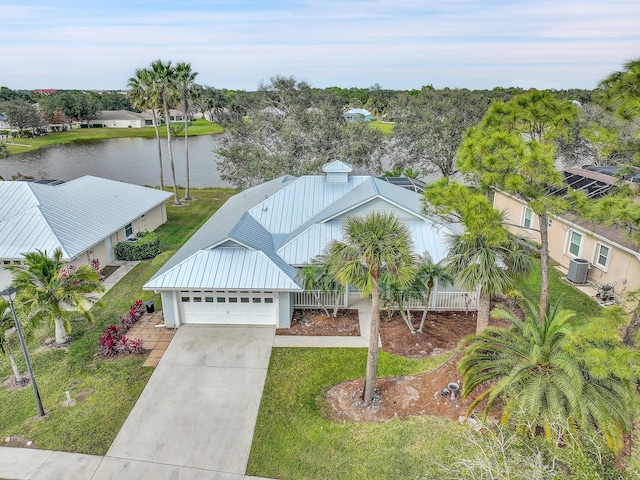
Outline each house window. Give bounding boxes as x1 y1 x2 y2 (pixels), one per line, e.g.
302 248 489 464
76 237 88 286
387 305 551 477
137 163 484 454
125 223 133 237
568 230 583 257
522 207 533 229
595 243 611 269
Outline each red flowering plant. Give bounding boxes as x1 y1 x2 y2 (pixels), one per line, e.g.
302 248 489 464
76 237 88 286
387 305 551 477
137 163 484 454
98 299 147 356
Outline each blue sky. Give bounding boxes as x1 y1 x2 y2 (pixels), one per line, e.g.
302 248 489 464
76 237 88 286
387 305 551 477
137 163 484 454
2 0 639 91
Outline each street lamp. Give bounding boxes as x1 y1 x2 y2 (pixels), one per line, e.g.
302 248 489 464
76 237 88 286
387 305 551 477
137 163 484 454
0 287 45 417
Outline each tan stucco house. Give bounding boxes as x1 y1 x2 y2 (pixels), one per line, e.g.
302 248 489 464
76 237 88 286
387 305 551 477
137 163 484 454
494 168 640 300
0 176 172 290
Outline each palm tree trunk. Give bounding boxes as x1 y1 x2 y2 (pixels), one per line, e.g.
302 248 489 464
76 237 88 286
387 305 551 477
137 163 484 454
476 292 491 334
363 282 381 403
54 317 68 344
163 100 181 205
418 291 431 333
312 290 330 317
7 347 23 384
183 115 192 200
152 111 164 190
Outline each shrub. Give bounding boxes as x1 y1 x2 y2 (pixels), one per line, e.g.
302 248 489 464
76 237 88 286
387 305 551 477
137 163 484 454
114 232 160 261
99 300 146 356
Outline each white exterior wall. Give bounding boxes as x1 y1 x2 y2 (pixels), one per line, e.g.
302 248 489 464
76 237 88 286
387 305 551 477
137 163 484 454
0 263 16 290
88 119 144 128
161 291 180 327
334 198 419 222
278 293 294 328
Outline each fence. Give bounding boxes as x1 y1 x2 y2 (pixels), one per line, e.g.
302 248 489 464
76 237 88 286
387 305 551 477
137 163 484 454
294 290 478 312
294 291 345 309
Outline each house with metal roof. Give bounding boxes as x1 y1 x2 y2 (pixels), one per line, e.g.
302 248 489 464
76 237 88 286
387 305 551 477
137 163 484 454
0 176 172 290
145 160 474 328
344 108 373 122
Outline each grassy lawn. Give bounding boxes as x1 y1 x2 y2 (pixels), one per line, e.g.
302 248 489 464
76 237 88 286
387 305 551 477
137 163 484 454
248 261 618 479
514 261 601 317
0 188 234 455
5 119 223 155
248 349 466 480
370 121 394 134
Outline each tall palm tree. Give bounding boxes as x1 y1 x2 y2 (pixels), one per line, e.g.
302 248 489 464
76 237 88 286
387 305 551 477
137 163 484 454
445 231 532 334
326 213 415 402
0 298 28 384
7 250 104 345
128 68 165 189
149 59 181 205
175 62 198 201
459 301 637 453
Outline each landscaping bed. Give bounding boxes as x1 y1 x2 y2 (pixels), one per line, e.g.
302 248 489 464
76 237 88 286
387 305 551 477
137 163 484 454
276 309 360 336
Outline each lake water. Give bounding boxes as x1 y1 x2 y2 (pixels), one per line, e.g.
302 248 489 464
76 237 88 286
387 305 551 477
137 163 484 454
0 134 233 188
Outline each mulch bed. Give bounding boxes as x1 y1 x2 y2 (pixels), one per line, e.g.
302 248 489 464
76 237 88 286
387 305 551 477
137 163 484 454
276 309 360 336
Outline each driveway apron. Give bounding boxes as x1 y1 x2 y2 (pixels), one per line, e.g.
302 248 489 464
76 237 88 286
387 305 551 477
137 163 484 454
93 325 275 480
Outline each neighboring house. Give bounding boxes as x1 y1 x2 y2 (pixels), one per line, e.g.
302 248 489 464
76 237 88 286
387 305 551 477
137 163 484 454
88 110 148 128
87 109 188 128
0 176 172 290
344 108 373 122
145 160 475 328
494 168 640 298
0 113 9 129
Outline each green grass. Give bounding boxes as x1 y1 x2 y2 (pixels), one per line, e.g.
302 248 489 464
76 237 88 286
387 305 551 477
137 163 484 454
247 348 468 480
5 119 223 155
370 121 394 134
0 188 234 454
514 260 601 317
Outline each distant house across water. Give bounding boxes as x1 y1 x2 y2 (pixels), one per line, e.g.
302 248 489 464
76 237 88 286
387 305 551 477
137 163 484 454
343 108 373 122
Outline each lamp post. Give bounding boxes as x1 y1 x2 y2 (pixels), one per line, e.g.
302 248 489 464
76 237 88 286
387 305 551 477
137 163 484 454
1 287 45 417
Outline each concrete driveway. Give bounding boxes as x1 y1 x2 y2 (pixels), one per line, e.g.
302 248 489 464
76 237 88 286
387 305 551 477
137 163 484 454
92 325 275 480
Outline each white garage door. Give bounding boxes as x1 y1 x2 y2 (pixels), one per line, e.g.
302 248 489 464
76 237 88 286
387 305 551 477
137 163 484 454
179 290 277 325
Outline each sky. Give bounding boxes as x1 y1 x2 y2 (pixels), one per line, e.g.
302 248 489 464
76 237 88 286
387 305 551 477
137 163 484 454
2 0 639 91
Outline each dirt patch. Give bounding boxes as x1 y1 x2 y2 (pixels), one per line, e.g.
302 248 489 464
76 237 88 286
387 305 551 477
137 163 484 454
100 265 120 280
34 337 71 354
3 435 36 448
1 373 32 391
380 310 511 358
276 309 360 336
324 354 502 423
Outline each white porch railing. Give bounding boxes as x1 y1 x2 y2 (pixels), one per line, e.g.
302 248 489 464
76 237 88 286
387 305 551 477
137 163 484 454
294 290 478 312
294 291 345 309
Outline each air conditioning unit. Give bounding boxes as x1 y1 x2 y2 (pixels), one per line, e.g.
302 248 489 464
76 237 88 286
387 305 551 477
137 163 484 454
567 258 590 284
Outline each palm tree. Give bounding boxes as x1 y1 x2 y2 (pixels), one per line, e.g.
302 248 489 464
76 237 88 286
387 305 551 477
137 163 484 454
175 62 199 201
297 263 342 318
0 298 28 384
326 213 415 402
459 301 637 453
445 231 532 334
149 59 181 205
128 67 165 189
7 249 104 345
414 255 452 333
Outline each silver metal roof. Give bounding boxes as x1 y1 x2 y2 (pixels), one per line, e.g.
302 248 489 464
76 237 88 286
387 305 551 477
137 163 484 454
144 249 302 290
0 177 172 261
145 165 455 293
